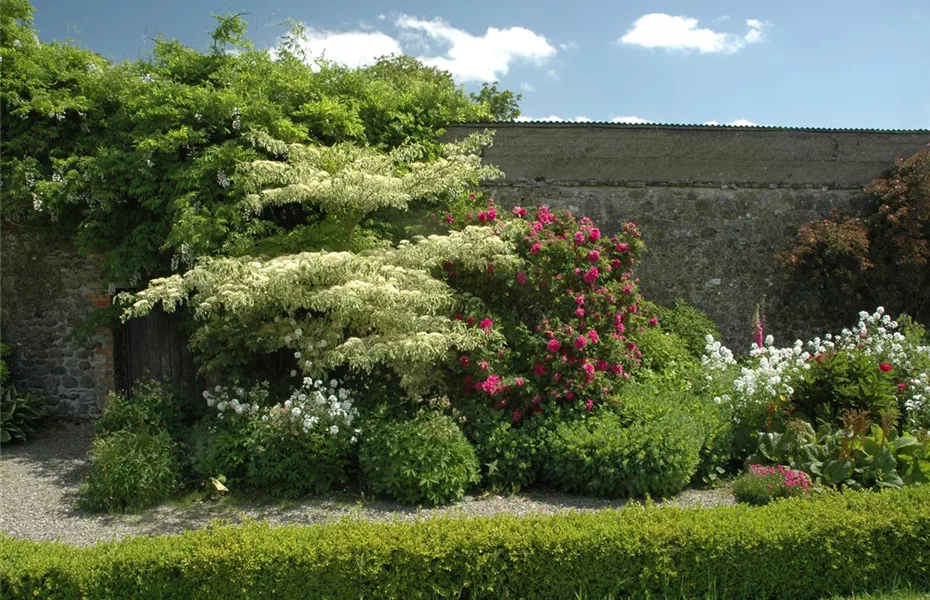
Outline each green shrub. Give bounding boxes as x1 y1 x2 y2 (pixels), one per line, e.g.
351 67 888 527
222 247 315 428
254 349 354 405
634 326 697 373
359 411 480 505
541 409 704 497
245 416 354 498
652 299 724 358
4 487 930 599
79 430 180 513
95 379 187 438
0 343 9 386
188 417 256 484
732 464 813 506
0 386 46 444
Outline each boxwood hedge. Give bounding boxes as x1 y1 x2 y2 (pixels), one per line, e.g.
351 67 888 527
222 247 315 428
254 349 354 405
2 487 929 599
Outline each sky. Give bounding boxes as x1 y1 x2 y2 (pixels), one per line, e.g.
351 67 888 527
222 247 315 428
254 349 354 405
31 0 930 130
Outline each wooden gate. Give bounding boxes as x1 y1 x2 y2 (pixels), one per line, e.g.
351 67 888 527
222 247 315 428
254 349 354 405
115 307 201 402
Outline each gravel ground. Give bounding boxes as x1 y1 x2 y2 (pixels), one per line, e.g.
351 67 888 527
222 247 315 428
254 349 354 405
0 420 736 547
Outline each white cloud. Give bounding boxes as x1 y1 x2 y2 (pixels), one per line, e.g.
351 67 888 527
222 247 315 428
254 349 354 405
546 69 560 80
619 14 766 53
705 119 758 126
559 41 579 50
284 29 401 67
395 15 557 82
520 82 536 93
611 116 652 124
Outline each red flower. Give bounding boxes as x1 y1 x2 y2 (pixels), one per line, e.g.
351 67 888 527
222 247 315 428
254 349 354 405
616 242 630 253
588 250 600 263
486 207 497 221
649 317 659 327
534 363 547 375
588 228 601 242
512 411 523 423
898 382 907 391
516 272 528 285
480 318 493 332
512 206 528 218
530 243 542 255
574 335 588 349
583 363 595 376
546 339 562 353
444 214 454 225
459 356 469 367
585 399 594 411
587 330 599 344
573 231 586 245
879 362 893 372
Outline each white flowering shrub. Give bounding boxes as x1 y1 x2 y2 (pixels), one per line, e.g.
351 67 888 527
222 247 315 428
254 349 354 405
705 308 930 444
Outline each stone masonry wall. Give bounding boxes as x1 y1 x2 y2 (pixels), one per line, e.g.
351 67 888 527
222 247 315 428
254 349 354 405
443 124 930 347
0 226 114 418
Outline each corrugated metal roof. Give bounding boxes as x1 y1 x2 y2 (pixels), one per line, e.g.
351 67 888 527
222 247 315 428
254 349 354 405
449 121 930 133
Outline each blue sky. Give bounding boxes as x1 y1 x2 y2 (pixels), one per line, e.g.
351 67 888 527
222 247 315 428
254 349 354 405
31 0 930 129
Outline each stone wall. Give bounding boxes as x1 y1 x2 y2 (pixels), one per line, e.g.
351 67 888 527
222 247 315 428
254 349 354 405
443 124 930 346
0 226 114 418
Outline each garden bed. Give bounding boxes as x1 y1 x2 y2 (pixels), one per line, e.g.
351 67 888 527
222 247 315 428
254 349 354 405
0 420 735 548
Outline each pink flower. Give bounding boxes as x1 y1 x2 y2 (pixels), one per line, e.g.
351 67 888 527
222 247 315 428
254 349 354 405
486 207 497 221
534 363 547 375
481 375 503 395
898 382 907 391
513 206 528 218
466 316 475 325
616 242 630 253
615 322 625 334
537 206 554 224
530 243 542 255
480 318 493 332
477 210 487 223
512 411 523 423
589 228 601 242
583 267 599 285
879 362 893 372
575 307 585 318
574 335 588 349
583 363 595 376
515 377 525 387
547 339 562 353
575 295 585 306
585 399 594 411
479 360 490 371
588 250 600 263
611 364 624 376
596 359 608 371
516 272 528 285
573 231 586 245
565 391 575 400
586 330 599 344
444 214 454 225
486 262 495 273
649 317 659 327
610 259 621 270
459 356 469 367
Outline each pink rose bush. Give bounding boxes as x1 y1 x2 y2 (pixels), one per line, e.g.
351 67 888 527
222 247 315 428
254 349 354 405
445 202 653 419
732 464 813 505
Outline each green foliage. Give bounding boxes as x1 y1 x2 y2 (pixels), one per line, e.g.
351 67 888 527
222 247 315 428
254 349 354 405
732 464 812 506
79 430 180 513
779 149 930 330
1 2 516 282
651 298 724 359
541 409 704 498
633 327 697 373
791 351 900 426
4 487 930 599
0 343 10 386
94 380 187 438
0 385 46 444
245 416 353 498
751 417 930 490
188 416 257 485
359 410 480 505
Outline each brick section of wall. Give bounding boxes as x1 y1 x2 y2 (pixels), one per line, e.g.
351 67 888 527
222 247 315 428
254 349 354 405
0 227 115 418
443 124 930 346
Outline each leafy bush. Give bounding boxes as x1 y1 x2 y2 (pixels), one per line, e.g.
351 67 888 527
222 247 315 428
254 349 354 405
0 343 9 386
541 409 704 498
750 417 930 490
95 379 187 438
652 298 723 359
778 148 930 330
0 385 46 444
732 464 812 505
246 418 354 499
633 326 697 373
5 487 930 600
79 430 180 513
359 411 480 505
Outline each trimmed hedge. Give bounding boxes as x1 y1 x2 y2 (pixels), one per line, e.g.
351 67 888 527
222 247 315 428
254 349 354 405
3 488 930 599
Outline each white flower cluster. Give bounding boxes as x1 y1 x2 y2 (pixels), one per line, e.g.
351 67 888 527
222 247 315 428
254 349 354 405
701 334 736 371
711 307 930 430
203 384 267 418
273 376 360 442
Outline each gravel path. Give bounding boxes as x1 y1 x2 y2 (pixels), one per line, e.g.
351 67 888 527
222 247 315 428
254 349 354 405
0 421 736 547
